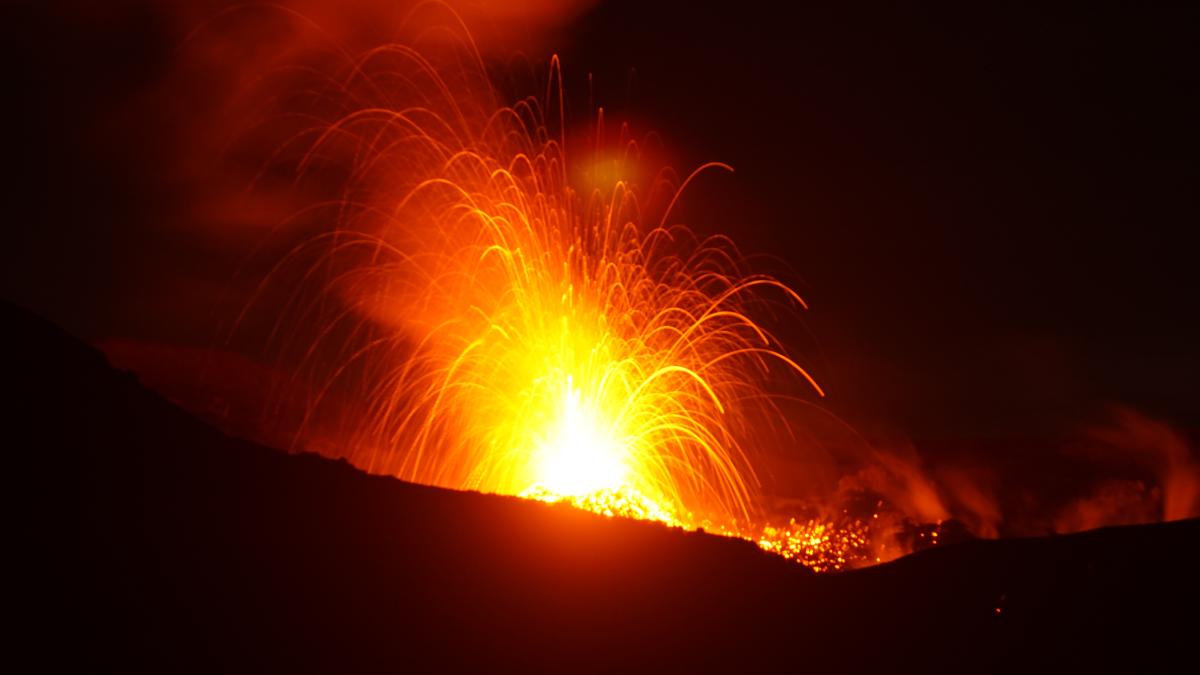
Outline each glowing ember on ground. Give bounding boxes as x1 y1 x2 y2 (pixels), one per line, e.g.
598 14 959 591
522 484 877 572
521 485 682 525
757 519 873 572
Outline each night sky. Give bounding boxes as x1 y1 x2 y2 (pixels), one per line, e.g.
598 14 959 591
6 2 1197 452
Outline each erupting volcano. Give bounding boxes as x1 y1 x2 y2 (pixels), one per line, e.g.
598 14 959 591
239 31 877 568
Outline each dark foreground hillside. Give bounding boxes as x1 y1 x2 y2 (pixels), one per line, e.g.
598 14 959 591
6 302 1195 673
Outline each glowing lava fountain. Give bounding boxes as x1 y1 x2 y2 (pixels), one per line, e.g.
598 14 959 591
251 27 838 565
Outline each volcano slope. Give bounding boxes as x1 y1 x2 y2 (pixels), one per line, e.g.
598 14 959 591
7 301 1195 673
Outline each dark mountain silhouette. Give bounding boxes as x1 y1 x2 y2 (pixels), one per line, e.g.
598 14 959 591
7 300 1194 672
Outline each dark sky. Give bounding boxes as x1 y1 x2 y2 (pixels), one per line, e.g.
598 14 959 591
5 2 1198 447
562 3 1199 441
